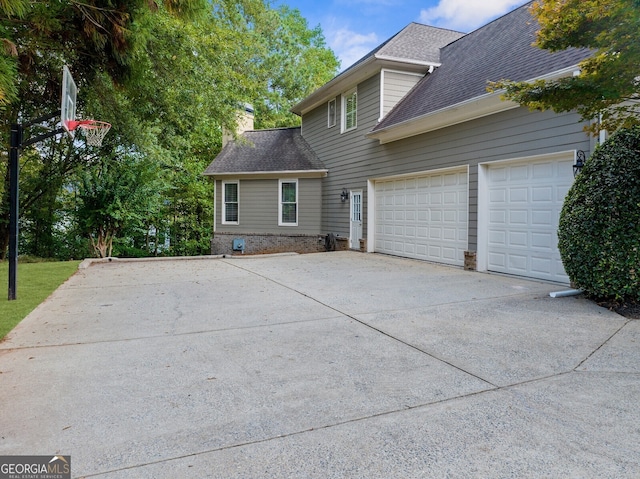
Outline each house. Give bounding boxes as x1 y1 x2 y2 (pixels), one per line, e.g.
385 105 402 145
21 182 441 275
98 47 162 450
204 1 595 284
204 116 328 255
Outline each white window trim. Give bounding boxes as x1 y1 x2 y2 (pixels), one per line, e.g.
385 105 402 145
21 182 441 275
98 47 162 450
328 98 336 128
222 180 239 225
341 88 357 133
278 179 298 227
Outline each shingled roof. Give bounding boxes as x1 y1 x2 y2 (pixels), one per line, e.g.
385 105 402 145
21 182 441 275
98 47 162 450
203 127 326 176
292 23 464 116
348 22 465 71
372 1 592 132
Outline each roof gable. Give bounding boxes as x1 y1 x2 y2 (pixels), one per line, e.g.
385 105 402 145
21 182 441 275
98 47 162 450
203 127 326 177
372 2 592 136
375 22 463 65
292 23 464 116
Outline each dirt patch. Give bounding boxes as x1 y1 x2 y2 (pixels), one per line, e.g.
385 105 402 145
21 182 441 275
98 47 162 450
596 298 640 319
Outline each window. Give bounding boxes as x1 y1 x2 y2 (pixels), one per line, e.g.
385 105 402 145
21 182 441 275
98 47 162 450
328 98 336 128
279 180 298 226
342 88 357 132
222 181 238 224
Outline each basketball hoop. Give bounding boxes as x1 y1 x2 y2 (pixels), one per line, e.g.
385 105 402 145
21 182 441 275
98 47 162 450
75 120 111 147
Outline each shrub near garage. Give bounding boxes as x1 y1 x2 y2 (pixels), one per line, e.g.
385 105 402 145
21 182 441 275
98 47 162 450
558 127 640 301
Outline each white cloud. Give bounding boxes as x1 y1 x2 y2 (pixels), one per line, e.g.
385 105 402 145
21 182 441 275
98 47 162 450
419 0 528 32
326 27 379 71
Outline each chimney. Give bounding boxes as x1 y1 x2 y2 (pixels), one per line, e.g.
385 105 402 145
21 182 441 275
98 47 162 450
222 103 254 148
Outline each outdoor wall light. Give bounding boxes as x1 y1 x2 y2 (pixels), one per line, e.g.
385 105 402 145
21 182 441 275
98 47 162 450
340 188 349 202
573 150 586 177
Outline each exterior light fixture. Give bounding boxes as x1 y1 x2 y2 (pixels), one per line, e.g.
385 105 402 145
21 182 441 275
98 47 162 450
573 150 586 177
340 188 349 202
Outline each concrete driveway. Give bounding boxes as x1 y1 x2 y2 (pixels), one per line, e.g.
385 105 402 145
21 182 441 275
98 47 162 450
0 251 638 478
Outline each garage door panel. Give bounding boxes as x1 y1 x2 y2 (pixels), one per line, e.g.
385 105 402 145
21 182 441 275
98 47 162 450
531 232 553 250
489 251 506 267
532 186 553 202
510 188 528 202
488 230 506 245
531 256 552 275
509 254 528 273
375 168 468 266
509 210 528 224
532 210 552 225
490 188 507 203
486 156 573 283
508 231 528 247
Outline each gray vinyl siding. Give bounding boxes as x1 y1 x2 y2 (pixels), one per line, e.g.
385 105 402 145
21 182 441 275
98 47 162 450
302 73 591 252
215 178 322 235
382 70 423 118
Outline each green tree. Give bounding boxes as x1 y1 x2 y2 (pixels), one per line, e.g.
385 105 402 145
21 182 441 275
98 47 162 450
491 0 640 135
75 154 165 258
252 5 341 128
558 127 640 300
0 0 208 259
0 0 339 259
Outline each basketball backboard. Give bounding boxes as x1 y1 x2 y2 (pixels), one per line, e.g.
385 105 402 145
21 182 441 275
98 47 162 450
61 66 77 137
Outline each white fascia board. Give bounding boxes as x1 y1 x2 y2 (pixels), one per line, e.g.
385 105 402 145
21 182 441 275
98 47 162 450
207 170 328 180
368 91 519 144
374 54 441 68
368 65 583 144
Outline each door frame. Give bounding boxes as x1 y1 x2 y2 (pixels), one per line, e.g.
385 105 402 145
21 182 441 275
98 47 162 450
349 189 363 249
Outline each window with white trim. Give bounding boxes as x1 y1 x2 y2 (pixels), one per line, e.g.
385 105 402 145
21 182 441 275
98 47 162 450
342 88 357 132
279 180 298 226
222 181 239 224
328 98 336 128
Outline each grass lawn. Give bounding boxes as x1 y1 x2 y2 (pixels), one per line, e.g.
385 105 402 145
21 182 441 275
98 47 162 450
0 261 80 340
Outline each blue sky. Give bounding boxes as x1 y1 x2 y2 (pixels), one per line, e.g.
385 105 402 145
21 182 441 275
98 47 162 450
276 0 530 70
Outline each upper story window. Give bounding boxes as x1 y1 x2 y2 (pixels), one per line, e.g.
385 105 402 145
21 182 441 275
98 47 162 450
342 88 357 133
279 179 298 226
328 98 336 128
222 181 239 224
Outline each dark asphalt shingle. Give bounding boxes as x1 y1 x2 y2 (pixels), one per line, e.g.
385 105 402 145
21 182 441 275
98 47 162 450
373 2 592 131
204 127 325 175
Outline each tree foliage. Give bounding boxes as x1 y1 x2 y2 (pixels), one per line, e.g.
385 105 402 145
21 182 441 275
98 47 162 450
492 0 640 135
558 127 640 300
75 154 165 258
0 0 339 259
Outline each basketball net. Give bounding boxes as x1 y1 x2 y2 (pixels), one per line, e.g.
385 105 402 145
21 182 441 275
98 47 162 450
76 121 111 147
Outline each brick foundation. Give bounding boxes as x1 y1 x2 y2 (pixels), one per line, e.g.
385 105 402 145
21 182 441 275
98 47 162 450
211 233 349 256
464 250 477 271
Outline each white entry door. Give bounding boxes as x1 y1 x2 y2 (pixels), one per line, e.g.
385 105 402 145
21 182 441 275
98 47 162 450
350 190 363 249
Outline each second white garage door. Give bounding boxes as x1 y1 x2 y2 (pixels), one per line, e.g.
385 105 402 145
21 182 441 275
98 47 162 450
374 168 468 266
483 154 574 283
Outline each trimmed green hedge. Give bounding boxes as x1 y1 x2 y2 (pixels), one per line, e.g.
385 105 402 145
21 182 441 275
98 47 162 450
558 127 640 300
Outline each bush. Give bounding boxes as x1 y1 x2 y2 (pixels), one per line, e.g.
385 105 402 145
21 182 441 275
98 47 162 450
558 127 640 300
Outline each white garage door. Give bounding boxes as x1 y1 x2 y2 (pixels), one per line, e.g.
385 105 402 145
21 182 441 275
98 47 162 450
375 168 468 265
486 156 574 283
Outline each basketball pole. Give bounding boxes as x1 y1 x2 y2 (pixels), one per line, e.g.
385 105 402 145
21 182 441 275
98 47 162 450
8 123 21 300
7 111 63 300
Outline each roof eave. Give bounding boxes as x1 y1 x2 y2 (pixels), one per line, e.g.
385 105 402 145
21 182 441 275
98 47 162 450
367 65 582 144
204 169 328 180
368 92 519 144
